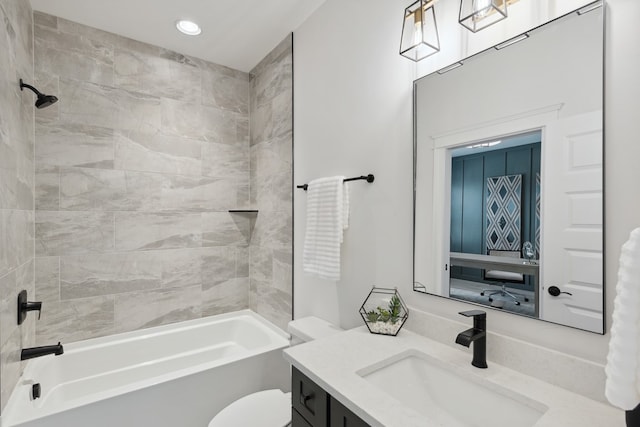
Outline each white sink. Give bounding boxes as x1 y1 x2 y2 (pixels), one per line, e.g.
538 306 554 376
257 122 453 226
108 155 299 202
357 350 548 427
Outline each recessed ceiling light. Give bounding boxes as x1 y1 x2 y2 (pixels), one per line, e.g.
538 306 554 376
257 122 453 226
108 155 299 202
176 20 201 36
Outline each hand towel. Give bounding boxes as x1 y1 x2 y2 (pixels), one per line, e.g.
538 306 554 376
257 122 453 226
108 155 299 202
303 176 348 281
605 227 640 410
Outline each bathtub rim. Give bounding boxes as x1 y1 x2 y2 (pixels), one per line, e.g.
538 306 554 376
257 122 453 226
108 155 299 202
1 310 291 427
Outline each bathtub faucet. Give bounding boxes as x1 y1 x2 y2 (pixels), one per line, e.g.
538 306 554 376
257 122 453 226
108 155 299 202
21 342 64 361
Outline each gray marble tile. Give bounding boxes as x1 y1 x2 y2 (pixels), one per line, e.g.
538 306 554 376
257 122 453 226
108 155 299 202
0 141 18 210
161 98 239 144
199 59 249 81
250 34 292 78
114 212 201 251
157 248 204 289
251 170 292 213
237 247 249 277
0 270 16 349
250 103 272 146
201 278 249 317
113 286 201 334
252 49 292 110
35 256 60 303
35 122 114 169
36 295 115 345
60 252 162 300
202 212 250 247
114 130 202 176
255 283 292 331
34 11 57 29
249 279 258 312
35 165 59 210
1 326 22 411
237 117 249 145
202 140 249 180
15 149 34 211
272 90 293 140
0 209 34 277
17 259 36 350
251 210 292 250
272 249 292 294
201 247 237 283
114 48 201 103
250 134 292 179
35 211 114 256
59 79 161 133
250 245 272 283
35 25 114 86
59 167 138 211
202 71 249 114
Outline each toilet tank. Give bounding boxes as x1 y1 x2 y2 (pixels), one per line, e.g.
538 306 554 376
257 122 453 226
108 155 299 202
287 317 342 346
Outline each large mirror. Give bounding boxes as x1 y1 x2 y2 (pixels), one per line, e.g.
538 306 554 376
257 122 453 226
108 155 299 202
413 3 604 333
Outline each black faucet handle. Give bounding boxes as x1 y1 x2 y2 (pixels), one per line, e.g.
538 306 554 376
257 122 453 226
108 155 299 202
459 310 486 318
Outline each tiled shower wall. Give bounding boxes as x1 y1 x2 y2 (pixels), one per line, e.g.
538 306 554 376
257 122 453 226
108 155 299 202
249 36 293 330
33 13 256 345
0 0 35 411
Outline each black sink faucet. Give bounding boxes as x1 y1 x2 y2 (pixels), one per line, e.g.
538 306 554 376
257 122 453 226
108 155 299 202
21 342 64 361
455 310 487 369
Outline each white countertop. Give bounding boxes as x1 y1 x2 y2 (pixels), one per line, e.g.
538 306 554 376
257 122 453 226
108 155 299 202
283 327 624 427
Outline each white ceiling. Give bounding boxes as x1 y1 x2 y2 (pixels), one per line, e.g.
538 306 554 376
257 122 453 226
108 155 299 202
29 0 326 72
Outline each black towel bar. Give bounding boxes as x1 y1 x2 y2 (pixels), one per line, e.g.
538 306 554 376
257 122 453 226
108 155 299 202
296 174 375 191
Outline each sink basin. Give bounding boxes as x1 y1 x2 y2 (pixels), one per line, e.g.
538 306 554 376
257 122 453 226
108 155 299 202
357 350 548 427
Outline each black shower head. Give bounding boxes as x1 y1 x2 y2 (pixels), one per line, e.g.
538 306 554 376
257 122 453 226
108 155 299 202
35 94 58 109
19 79 58 109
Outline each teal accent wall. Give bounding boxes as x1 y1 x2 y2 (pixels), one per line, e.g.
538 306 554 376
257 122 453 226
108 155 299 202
450 142 541 288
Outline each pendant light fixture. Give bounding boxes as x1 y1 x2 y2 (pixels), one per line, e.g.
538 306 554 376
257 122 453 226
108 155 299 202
459 0 508 33
400 0 440 62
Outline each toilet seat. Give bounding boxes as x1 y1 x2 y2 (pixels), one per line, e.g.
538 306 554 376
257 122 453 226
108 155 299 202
208 389 291 427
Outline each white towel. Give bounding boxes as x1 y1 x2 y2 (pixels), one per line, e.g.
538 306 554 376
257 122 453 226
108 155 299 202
605 227 640 410
303 176 349 281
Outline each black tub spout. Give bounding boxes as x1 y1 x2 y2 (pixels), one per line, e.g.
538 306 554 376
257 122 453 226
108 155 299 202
21 342 64 361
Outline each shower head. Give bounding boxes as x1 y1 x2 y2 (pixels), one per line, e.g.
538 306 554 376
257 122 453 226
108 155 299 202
19 79 58 109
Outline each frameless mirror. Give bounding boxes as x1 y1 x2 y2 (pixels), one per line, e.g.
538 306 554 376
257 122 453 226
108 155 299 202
413 3 604 333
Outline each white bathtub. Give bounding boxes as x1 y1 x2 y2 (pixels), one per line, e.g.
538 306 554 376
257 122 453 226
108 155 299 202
1 310 291 427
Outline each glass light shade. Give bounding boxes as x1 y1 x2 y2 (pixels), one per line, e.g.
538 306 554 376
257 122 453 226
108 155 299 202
459 0 508 33
400 0 440 62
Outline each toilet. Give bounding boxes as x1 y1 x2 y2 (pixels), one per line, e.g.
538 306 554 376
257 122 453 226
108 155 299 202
208 317 342 427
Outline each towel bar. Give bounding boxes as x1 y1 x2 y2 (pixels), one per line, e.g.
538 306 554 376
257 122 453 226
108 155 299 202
296 174 375 191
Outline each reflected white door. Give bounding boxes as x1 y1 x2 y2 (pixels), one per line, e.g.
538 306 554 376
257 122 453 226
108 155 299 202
541 110 603 333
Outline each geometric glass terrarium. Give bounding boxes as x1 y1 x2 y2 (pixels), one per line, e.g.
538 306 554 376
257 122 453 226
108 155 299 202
359 287 409 336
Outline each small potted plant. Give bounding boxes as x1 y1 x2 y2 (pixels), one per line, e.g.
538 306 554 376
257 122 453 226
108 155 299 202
359 287 408 336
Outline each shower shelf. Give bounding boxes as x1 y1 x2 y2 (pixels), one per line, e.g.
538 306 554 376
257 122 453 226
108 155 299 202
228 210 258 214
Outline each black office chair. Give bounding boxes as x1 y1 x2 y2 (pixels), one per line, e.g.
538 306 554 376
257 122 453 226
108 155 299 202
480 250 529 305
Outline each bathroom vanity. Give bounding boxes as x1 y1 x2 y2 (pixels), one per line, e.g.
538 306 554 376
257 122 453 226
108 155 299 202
284 327 623 427
292 366 369 427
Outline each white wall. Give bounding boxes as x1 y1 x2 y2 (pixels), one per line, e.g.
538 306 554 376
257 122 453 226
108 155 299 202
294 0 640 366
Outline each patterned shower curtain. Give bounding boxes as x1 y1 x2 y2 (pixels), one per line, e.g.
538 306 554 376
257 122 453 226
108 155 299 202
486 174 522 252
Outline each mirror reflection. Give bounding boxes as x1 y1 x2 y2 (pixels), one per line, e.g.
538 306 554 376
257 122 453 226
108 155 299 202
413 4 604 333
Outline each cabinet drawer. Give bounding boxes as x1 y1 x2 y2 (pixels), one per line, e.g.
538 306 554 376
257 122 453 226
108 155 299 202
292 367 328 427
330 396 371 427
292 408 313 427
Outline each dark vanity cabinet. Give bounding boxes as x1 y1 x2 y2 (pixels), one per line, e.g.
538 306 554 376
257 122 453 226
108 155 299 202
292 367 370 427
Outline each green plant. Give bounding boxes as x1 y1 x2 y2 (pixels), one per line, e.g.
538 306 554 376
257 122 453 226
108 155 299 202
389 295 402 323
365 310 380 322
377 307 391 322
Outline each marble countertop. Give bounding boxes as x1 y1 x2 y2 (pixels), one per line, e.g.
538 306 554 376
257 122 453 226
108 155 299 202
283 327 624 427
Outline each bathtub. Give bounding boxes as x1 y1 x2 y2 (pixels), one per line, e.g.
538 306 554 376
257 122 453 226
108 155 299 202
1 310 291 427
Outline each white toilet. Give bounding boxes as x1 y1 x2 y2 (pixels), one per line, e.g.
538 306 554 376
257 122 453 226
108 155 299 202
208 317 342 427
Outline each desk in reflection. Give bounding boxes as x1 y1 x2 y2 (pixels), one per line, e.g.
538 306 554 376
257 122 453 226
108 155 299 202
449 252 540 317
